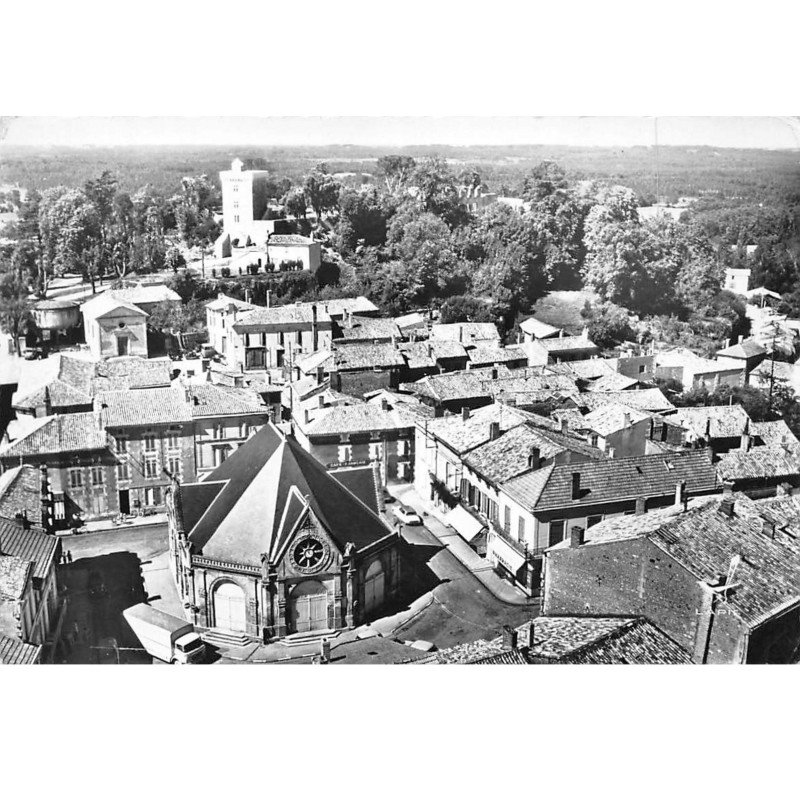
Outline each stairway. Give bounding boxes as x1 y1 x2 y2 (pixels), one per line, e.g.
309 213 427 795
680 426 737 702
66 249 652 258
282 629 339 649
201 629 253 648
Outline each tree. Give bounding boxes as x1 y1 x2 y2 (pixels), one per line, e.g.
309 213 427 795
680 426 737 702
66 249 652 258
335 186 393 254
0 272 32 355
581 301 635 348
410 156 467 227
439 295 493 324
522 160 568 203
284 187 308 220
303 163 341 221
377 155 416 193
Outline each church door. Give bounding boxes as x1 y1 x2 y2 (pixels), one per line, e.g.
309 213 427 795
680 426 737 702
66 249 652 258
290 580 329 633
363 560 385 616
213 581 246 632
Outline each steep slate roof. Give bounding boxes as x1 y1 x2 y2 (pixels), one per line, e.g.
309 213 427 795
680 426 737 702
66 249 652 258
0 518 58 581
0 633 41 664
0 412 106 457
752 419 800 447
671 405 750 439
333 343 406 370
329 465 382 515
582 403 651 437
464 422 604 485
182 424 393 563
98 387 192 427
568 494 800 629
574 388 675 413
187 384 266 418
502 448 718 512
305 403 413 436
717 444 800 481
0 466 43 526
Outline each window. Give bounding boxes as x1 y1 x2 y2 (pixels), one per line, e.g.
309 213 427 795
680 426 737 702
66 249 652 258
638 364 646 375
518 517 526 542
91 466 104 486
144 458 158 479
143 435 157 452
240 422 250 439
548 519 565 547
168 456 181 478
144 486 161 506
503 506 511 533
166 432 180 450
115 437 127 453
245 348 266 369
212 446 229 467
68 468 83 489
234 214 240 224
117 462 129 481
587 515 603 528
369 442 382 461
338 444 352 463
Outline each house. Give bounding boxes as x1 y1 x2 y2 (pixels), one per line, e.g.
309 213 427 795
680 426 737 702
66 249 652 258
723 267 751 295
329 342 406 399
429 322 501 347
0 464 49 527
80 294 149 360
542 492 800 663
205 293 258 359
569 388 675 414
655 347 745 391
716 337 767 378
266 233 322 273
413 616 692 664
525 331 601 366
670 404 751 455
410 370 494 414
716 444 800 498
398 340 469 382
219 157 275 247
750 358 800 394
467 345 528 369
580 403 654 458
332 315 401 344
0 516 62 662
166 423 404 639
751 419 800 448
295 399 416 483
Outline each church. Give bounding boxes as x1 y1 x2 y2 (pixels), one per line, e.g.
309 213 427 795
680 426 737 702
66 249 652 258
166 423 403 640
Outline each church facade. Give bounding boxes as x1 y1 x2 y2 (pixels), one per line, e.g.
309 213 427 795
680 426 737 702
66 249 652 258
166 423 403 640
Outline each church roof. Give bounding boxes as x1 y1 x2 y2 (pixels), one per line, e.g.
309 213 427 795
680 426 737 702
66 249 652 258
182 424 393 565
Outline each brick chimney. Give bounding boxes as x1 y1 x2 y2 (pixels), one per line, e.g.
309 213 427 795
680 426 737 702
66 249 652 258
623 411 631 428
569 525 584 548
674 479 687 509
489 421 500 440
502 625 518 651
462 406 470 422
560 417 568 435
528 446 541 470
526 622 536 649
571 471 581 500
491 366 498 380
740 418 750 452
381 398 389 411
635 496 646 515
761 517 776 538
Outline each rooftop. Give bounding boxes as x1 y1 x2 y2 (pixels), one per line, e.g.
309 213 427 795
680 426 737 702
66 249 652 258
0 466 43 526
717 338 767 359
333 342 406 370
0 554 31 600
205 293 258 312
187 384 266 418
531 333 598 353
425 403 537 454
333 315 401 342
0 412 107 458
672 405 751 439
717 444 800 481
98 387 192 427
0 633 41 664
399 340 468 369
467 345 527 366
429 322 500 344
582 402 651 437
305 402 414 436
519 317 561 338
585 372 641 392
573 388 675 413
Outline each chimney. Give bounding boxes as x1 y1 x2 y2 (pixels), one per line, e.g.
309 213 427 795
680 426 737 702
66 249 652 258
304 408 311 424
740 418 750 452
623 411 631 428
569 525 584 548
761 517 776 539
674 480 687 508
528 447 541 470
491 366 498 380
381 398 389 411
719 496 735 518
458 326 463 343
462 406 470 422
738 334 744 344
777 481 793 497
311 304 318 351
316 366 324 385
489 421 500 440
294 366 301 381
635 496 646 515
427 342 433 359
607 446 616 459
318 395 325 408
526 623 536 649
501 625 518 651
722 481 734 496
571 471 581 500
560 417 568 435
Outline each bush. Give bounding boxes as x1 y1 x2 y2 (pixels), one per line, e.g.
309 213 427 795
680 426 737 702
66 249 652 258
220 266 231 278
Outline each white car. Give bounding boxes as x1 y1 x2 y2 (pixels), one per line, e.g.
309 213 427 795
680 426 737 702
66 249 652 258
393 504 422 526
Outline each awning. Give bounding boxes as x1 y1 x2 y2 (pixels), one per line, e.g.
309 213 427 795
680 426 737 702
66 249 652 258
489 533 526 574
445 504 487 543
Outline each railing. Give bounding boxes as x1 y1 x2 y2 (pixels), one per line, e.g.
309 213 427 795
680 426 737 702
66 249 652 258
192 555 261 576
489 524 547 559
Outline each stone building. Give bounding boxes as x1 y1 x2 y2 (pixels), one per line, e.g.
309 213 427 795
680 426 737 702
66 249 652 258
167 423 403 640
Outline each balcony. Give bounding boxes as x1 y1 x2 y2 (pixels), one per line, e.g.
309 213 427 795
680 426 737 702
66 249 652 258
489 523 546 559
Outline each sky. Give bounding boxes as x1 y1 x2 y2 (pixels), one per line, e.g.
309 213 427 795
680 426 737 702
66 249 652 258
2 117 799 150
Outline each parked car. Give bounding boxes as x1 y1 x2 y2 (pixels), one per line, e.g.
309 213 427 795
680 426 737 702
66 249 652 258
393 504 422 526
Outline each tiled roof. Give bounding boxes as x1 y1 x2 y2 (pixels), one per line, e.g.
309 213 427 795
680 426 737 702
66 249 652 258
549 358 617 380
80 293 147 320
574 388 675 413
235 304 329 329
503 448 718 512
430 322 500 344
305 403 413 436
394 312 427 331
334 343 406 370
467 346 527 366
426 403 536 454
110 283 181 305
717 338 766 359
657 348 743 375
268 234 315 246
520 317 561 338
187 384 266 418
295 349 334 375
317 297 379 317
400 340 467 369
0 517 59 581
582 403 651 437
0 466 43 526
98 388 192 427
333 316 400 342
13 379 92 411
717 444 800 481
0 412 107 457
586 372 640 392
752 420 800 447
671 405 751 440
412 372 490 404
94 356 173 391
533 334 598 353
571 494 800 629
751 360 798 383
464 422 604 485
0 633 41 664
364 390 436 421
205 293 258 312
0 554 31 599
